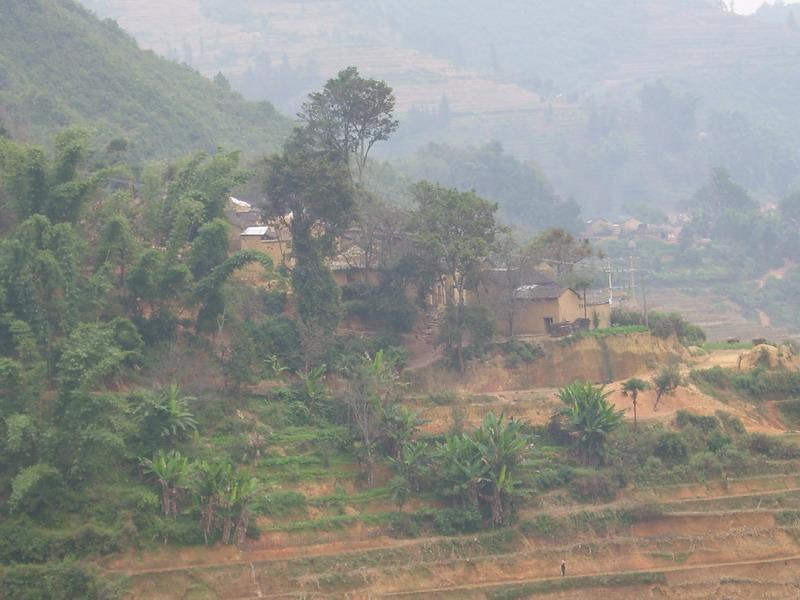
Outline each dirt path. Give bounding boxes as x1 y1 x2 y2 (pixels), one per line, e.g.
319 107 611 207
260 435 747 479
103 537 418 575
376 554 800 598
111 474 800 577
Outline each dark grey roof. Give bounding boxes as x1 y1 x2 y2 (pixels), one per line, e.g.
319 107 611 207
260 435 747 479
482 268 571 301
513 282 567 300
481 267 555 288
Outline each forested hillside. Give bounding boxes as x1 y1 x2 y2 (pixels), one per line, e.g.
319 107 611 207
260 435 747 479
6 8 800 598
81 0 800 214
0 0 291 160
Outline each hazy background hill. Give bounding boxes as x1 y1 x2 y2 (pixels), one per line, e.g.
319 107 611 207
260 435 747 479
0 0 290 160
77 0 800 218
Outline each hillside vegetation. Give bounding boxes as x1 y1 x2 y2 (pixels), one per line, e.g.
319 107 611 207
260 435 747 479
0 0 290 160
81 0 800 213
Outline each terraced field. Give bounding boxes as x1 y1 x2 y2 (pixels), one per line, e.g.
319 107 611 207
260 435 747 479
646 286 797 343
112 469 800 599
105 357 800 599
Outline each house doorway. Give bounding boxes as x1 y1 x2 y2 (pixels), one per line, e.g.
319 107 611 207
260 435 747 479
544 317 554 334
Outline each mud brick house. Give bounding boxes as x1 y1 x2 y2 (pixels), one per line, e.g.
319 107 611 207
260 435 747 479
476 268 610 337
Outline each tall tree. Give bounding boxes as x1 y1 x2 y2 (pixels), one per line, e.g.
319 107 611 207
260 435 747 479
411 182 499 371
3 130 102 225
489 232 537 338
263 133 355 331
188 219 230 279
298 66 398 184
653 364 682 410
529 228 593 278
341 350 401 487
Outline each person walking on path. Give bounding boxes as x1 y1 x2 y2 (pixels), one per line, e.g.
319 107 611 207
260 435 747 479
560 560 566 577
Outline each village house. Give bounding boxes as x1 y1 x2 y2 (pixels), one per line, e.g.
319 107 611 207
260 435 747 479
476 268 610 337
225 197 260 230
584 218 615 237
239 225 291 266
328 244 380 287
232 212 609 337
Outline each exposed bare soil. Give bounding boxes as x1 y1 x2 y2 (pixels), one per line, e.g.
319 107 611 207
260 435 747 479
112 341 800 599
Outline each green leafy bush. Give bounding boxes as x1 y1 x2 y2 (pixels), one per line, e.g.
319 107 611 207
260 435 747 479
499 339 544 368
567 471 619 502
254 491 308 517
675 411 720 434
611 309 705 344
654 431 689 464
145 516 208 546
688 451 723 480
8 464 64 517
390 507 483 537
749 433 800 459
0 519 122 564
0 561 120 600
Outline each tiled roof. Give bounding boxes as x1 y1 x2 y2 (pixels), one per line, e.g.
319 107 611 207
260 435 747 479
513 282 566 300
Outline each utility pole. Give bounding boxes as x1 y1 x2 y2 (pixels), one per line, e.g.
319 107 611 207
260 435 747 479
641 271 649 329
606 257 614 306
629 255 637 305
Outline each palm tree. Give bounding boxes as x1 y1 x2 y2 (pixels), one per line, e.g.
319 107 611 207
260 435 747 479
472 413 530 526
141 450 191 517
621 378 650 428
558 381 624 465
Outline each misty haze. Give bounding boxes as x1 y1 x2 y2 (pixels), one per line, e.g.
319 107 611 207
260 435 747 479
2 1 800 598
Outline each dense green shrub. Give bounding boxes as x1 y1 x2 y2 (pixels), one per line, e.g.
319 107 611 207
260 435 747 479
8 464 64 517
567 471 619 502
388 507 482 537
0 519 122 564
688 451 723 480
254 491 308 517
706 430 733 453
778 399 800 427
0 561 121 600
145 516 209 546
690 366 731 389
654 431 690 464
675 411 720 434
716 411 747 435
692 367 800 399
261 289 288 315
499 339 544 368
611 309 705 344
531 466 574 492
341 282 417 333
248 316 303 372
431 507 483 535
749 433 800 459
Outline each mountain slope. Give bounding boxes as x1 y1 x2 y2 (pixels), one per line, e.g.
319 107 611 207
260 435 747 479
0 0 291 159
78 0 800 214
